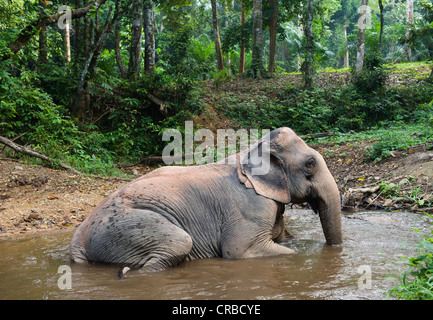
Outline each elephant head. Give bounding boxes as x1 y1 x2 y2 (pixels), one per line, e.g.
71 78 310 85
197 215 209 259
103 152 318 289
237 127 342 246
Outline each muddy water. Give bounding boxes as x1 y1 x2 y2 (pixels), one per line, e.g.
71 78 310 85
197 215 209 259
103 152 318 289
0 209 431 300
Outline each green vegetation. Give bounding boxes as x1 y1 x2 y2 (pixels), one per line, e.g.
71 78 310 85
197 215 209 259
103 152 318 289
387 213 433 300
213 55 433 151
0 0 432 176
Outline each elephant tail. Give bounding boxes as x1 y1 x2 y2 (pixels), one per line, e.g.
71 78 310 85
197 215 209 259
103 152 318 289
70 225 89 263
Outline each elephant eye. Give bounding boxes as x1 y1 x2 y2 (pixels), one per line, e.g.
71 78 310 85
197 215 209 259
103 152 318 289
304 158 316 175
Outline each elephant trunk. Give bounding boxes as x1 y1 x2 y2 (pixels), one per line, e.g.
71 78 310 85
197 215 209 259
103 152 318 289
318 195 342 246
311 167 343 246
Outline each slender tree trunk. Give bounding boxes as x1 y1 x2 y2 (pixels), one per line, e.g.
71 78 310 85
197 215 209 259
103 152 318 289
239 0 246 74
128 0 143 79
223 2 231 69
251 0 264 77
74 0 82 60
38 0 48 67
268 0 278 73
343 25 349 68
84 15 91 59
378 0 384 51
356 0 369 72
303 0 314 88
38 26 48 65
144 0 155 74
405 0 414 61
114 0 127 78
211 0 224 70
115 22 127 78
298 14 303 71
64 23 71 64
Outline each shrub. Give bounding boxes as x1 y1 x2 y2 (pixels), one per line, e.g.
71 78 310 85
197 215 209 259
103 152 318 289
351 53 389 94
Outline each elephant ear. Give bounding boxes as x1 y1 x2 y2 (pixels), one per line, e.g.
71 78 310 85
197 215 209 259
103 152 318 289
237 134 290 204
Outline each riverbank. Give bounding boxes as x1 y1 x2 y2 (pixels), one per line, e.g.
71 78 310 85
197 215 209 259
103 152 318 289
1 135 432 239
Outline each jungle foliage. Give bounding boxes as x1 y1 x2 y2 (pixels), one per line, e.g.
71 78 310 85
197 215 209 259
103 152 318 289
0 0 432 176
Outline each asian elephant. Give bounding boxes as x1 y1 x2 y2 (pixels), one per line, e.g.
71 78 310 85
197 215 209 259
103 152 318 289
70 127 342 274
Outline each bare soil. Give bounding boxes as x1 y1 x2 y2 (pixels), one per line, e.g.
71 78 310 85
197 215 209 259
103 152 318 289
0 158 148 239
1 138 432 240
317 140 433 213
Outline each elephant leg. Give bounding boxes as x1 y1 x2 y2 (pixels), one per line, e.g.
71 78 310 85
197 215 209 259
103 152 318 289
87 209 193 272
242 240 295 259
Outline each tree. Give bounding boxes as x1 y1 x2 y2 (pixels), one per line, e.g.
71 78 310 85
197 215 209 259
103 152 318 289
115 14 128 78
268 0 278 73
378 0 384 50
251 0 264 77
344 24 349 68
303 0 314 87
405 0 414 60
356 0 369 72
144 0 156 74
239 0 246 74
211 0 224 70
128 0 144 79
37 0 48 67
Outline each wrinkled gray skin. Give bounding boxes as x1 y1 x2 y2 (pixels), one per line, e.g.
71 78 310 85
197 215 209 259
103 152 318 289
70 128 342 272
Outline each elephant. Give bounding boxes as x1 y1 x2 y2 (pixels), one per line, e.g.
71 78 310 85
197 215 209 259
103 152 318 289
70 127 342 274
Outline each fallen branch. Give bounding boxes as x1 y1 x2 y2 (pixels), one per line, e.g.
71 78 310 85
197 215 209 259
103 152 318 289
0 135 81 175
148 93 168 115
346 185 381 194
300 132 333 140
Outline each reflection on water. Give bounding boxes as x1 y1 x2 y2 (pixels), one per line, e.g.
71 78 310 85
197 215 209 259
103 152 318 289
0 210 431 300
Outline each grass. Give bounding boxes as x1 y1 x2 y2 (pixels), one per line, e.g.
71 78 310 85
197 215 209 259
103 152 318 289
387 213 433 300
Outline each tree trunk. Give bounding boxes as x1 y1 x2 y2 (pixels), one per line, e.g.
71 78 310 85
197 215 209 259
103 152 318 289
74 0 82 60
356 0 369 72
115 21 127 78
37 0 48 67
128 0 143 79
405 0 414 61
211 0 224 71
378 0 384 51
268 0 278 73
303 0 314 88
144 0 156 74
223 2 231 69
239 0 246 74
343 25 349 68
38 26 48 66
64 23 71 64
0 0 108 62
251 0 264 77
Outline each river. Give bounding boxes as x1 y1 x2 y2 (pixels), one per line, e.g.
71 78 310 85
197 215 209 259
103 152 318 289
0 209 431 300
